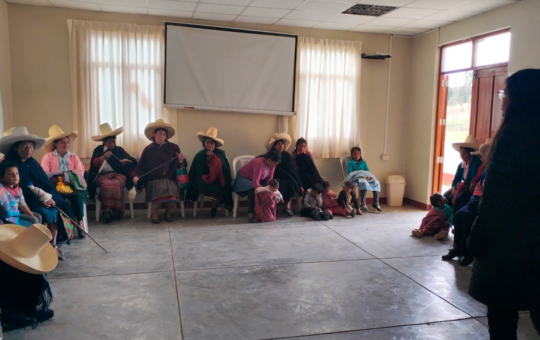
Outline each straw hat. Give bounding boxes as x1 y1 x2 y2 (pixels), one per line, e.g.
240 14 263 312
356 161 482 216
144 119 175 141
197 127 224 147
0 223 58 274
472 138 493 158
91 123 124 142
265 133 292 152
44 125 78 153
452 135 479 151
0 126 47 155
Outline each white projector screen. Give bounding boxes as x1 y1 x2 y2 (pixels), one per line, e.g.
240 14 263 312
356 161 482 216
164 23 297 115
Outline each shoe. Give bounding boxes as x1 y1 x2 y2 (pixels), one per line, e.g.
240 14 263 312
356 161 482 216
101 211 111 224
372 204 383 212
434 229 448 240
322 209 331 221
411 229 423 238
442 248 459 261
351 208 356 218
106 210 114 222
329 213 334 220
249 217 259 223
37 309 55 322
210 207 218 218
361 205 369 212
77 228 86 239
164 214 173 222
151 217 160 224
311 211 322 221
285 208 293 217
459 255 474 266
55 245 65 261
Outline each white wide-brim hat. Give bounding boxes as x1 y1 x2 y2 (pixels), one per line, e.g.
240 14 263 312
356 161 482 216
0 126 46 155
472 138 493 158
144 119 175 141
452 135 479 151
91 123 124 142
265 133 292 152
0 223 58 274
44 124 78 153
197 127 224 147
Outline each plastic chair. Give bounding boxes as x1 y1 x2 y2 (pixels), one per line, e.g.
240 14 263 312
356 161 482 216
340 155 351 180
231 155 255 218
95 188 134 221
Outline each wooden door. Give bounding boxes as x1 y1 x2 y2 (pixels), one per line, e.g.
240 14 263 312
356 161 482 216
432 75 449 194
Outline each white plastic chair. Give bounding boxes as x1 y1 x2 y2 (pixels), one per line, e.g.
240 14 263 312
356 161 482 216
95 188 134 221
340 155 351 180
231 155 255 218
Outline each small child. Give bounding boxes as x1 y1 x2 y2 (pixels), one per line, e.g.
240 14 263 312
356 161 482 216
301 183 331 221
255 179 283 223
321 181 358 218
412 193 453 239
337 181 360 218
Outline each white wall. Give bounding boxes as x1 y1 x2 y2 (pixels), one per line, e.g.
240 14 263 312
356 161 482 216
0 0 12 130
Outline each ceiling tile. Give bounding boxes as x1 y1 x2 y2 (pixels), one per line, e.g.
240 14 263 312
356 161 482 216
357 0 416 6
326 13 375 24
350 24 395 32
6 0 52 5
74 0 147 8
148 0 197 11
200 0 251 5
235 15 279 24
384 7 440 19
285 10 333 21
453 0 516 12
49 0 100 11
148 8 193 17
250 0 305 10
196 3 245 15
275 18 319 28
192 12 237 21
424 9 480 21
387 27 426 35
314 22 359 30
403 19 451 28
297 0 352 13
100 4 147 14
367 17 415 26
241 7 291 18
405 0 469 10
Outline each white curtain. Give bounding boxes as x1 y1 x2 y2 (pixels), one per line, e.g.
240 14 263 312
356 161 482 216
296 37 362 159
68 20 175 158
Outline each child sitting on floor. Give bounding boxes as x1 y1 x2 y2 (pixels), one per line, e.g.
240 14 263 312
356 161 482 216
321 181 358 218
255 179 283 223
301 183 331 221
337 181 360 218
412 193 453 239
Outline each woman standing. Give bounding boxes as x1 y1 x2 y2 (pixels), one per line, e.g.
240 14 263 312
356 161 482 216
133 119 186 224
266 133 302 217
41 125 88 238
89 123 137 223
187 127 232 217
468 69 540 339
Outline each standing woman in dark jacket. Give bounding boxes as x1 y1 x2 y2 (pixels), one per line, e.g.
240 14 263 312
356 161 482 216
467 69 540 339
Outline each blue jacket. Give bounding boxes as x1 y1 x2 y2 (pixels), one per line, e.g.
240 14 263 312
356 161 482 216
348 159 369 174
451 156 482 188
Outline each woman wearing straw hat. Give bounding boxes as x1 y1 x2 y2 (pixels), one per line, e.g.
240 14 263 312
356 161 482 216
0 223 57 330
133 119 186 224
443 135 483 213
88 123 137 223
265 133 302 217
186 127 233 217
41 125 88 238
1 126 75 260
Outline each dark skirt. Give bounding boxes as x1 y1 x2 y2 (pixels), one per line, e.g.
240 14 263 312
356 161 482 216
453 200 479 256
145 178 178 203
274 177 298 201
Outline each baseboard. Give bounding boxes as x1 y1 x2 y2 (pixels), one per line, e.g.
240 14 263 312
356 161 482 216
403 197 431 211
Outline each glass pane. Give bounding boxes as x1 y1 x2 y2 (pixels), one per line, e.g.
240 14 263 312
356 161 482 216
442 71 473 193
474 32 511 67
442 41 472 72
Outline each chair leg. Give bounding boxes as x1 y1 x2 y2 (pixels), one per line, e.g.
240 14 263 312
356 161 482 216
83 204 89 232
224 205 229 217
129 199 134 219
180 201 185 218
233 193 239 218
96 199 101 221
193 196 200 217
147 203 152 219
296 195 302 213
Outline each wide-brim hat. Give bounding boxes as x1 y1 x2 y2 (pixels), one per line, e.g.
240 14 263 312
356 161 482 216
44 125 78 153
0 223 58 274
265 133 292 152
144 119 175 141
91 123 123 142
197 127 224 147
0 126 46 155
452 135 479 151
472 138 493 158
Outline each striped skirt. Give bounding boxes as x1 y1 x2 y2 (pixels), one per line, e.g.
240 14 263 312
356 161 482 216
96 172 127 218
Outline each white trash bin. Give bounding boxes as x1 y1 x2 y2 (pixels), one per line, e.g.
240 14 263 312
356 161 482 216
385 175 406 207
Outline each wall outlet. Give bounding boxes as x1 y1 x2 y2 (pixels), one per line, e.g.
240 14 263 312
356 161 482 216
381 155 389 161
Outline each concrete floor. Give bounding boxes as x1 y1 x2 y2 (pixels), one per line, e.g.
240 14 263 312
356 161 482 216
6 205 540 340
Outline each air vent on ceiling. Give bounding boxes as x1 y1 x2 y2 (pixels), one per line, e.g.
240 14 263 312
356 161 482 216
342 4 397 17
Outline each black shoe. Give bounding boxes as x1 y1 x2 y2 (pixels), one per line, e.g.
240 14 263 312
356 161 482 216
249 217 259 223
351 208 356 218
285 208 294 217
152 217 160 224
459 256 474 266
372 204 383 212
101 211 111 224
322 210 331 221
37 309 54 322
210 207 218 218
361 204 369 212
77 228 86 239
442 249 459 261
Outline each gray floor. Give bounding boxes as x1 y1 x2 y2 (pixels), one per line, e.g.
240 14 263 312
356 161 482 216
6 205 540 340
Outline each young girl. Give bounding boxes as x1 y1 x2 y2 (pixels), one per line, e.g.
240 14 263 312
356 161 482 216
301 183 330 221
321 182 358 218
346 147 382 212
412 193 453 239
254 179 283 223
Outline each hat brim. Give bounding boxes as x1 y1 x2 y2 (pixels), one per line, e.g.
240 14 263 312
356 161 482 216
265 133 292 152
44 131 78 153
0 224 58 274
452 142 479 151
91 127 123 142
197 133 224 147
144 123 175 141
0 135 46 155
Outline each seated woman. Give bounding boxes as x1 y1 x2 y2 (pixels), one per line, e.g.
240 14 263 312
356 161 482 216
345 147 382 212
443 135 482 213
442 139 491 266
292 138 324 191
1 126 75 260
187 127 232 217
254 179 283 223
266 133 302 217
232 150 281 223
41 125 88 238
0 223 57 330
133 119 186 224
89 123 137 223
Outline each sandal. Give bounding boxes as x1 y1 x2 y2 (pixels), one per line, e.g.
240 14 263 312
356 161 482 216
55 245 65 261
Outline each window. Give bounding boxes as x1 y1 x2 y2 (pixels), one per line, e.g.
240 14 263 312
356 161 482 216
474 31 511 67
442 41 473 72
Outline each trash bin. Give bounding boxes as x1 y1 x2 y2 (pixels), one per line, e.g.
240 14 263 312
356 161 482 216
385 175 406 207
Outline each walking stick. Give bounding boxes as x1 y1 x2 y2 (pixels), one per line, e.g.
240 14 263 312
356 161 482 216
55 207 108 253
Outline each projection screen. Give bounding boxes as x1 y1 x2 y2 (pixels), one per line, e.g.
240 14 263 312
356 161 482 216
164 23 297 115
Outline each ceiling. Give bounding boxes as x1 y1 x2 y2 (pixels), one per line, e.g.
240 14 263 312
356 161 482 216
7 0 518 36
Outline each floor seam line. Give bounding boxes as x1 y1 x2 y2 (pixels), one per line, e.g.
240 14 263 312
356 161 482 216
48 269 173 280
168 225 185 340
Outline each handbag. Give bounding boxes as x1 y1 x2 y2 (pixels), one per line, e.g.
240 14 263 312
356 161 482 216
176 167 190 191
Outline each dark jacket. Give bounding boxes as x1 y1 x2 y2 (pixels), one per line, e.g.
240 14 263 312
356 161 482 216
88 145 137 199
337 190 359 211
467 118 540 309
134 141 187 188
272 151 302 201
452 155 482 188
